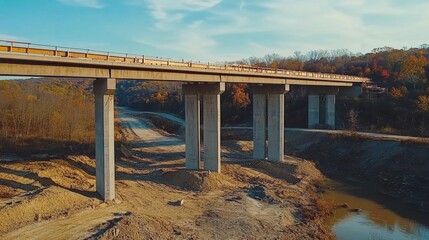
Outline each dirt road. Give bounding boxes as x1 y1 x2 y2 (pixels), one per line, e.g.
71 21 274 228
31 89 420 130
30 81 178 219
0 109 330 239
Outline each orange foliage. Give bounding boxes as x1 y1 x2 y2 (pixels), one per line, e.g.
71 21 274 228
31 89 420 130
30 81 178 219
390 86 408 99
417 95 429 112
381 69 390 79
398 55 429 85
231 84 250 108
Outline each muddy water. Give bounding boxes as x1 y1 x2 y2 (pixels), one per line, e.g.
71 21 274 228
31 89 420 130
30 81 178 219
323 179 429 240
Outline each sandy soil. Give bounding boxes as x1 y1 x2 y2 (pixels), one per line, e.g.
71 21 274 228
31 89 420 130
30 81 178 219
0 110 331 239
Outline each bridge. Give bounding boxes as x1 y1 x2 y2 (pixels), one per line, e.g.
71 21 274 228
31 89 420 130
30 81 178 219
0 40 369 201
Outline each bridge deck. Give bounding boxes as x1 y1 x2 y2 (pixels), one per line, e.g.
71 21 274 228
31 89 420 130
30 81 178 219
0 40 369 86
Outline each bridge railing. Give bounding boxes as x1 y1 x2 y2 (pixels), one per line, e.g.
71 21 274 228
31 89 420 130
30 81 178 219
0 39 369 82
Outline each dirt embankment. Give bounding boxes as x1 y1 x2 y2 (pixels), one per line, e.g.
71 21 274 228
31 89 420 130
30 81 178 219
0 110 333 240
285 131 429 212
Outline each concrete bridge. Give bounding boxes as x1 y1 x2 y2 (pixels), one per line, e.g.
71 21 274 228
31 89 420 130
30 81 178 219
0 40 369 201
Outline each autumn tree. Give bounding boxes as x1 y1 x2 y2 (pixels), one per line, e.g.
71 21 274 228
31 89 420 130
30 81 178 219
231 84 250 108
398 55 429 90
0 79 95 142
390 86 408 99
416 95 429 136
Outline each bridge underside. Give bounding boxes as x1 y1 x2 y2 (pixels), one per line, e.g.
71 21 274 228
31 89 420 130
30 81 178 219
90 79 359 201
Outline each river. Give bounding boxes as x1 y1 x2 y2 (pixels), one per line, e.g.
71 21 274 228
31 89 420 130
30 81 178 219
322 179 429 240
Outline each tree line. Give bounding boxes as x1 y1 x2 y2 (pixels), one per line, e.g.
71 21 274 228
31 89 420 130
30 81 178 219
0 79 95 143
227 45 429 136
115 44 429 136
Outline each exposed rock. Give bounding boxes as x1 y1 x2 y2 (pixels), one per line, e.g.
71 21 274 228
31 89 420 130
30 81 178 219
351 208 363 213
339 203 349 208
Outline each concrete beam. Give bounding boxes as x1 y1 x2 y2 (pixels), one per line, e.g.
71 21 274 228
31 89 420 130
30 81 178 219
182 83 226 95
267 93 285 162
253 94 266 160
94 78 116 201
0 62 110 78
287 79 353 87
221 75 285 84
252 84 290 94
202 83 224 172
184 94 201 170
112 70 221 83
0 52 369 84
307 86 340 95
308 95 319 128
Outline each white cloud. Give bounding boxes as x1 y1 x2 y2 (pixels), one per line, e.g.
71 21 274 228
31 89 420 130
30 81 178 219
128 0 221 21
153 0 221 18
137 29 217 60
130 0 429 61
239 0 247 10
58 0 102 8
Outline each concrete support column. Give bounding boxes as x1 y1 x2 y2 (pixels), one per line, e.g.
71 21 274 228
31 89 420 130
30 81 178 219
94 78 116 201
268 93 285 162
325 94 335 129
252 84 288 162
184 94 201 170
203 93 221 172
253 94 266 160
308 87 339 129
308 95 319 128
182 83 225 172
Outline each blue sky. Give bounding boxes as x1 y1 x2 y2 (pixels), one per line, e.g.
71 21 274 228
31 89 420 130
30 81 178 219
1 0 429 62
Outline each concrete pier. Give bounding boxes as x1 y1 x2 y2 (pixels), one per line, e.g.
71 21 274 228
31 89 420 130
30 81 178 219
94 78 116 201
308 87 339 130
183 83 225 172
184 94 201 170
325 95 335 129
268 93 285 162
252 85 288 162
253 94 266 160
203 92 221 172
308 95 319 128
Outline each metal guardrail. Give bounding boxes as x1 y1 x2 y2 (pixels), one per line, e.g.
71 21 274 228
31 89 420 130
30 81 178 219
0 39 369 82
